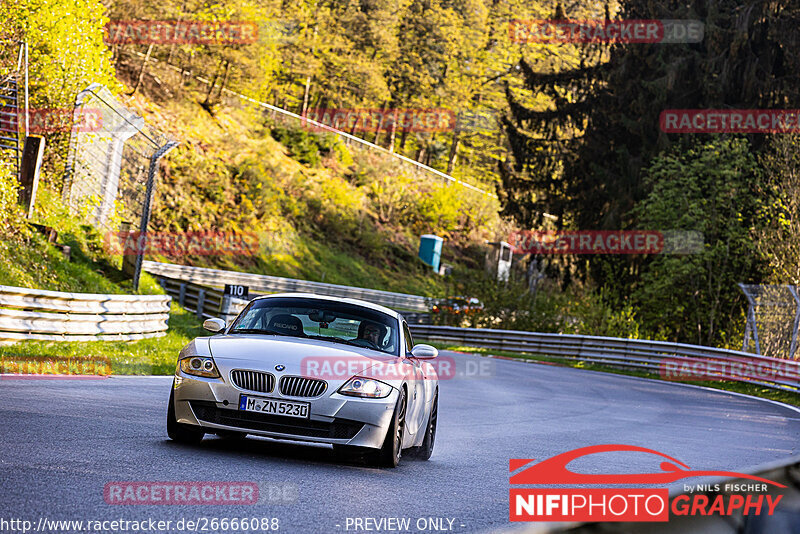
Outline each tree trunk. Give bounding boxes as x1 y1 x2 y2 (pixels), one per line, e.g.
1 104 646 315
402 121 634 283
388 109 398 153
215 61 230 101
301 75 312 116
179 50 193 87
203 59 223 106
168 3 187 64
129 43 153 96
373 101 388 145
446 129 460 174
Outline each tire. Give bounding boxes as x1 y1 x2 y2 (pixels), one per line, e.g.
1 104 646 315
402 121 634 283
373 387 406 468
167 387 205 444
407 389 437 461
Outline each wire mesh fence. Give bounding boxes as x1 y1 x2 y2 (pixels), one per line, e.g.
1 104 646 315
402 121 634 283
63 83 177 288
0 40 27 181
258 102 496 197
739 283 800 359
64 84 165 230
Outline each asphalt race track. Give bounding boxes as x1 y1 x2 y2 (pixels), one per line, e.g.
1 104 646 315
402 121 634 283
1 350 799 533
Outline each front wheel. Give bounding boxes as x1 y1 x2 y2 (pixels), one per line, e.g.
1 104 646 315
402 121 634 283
167 387 205 444
407 389 437 461
373 387 406 468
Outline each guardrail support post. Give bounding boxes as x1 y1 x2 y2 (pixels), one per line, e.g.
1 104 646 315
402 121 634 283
790 286 800 359
220 294 232 321
178 283 186 307
132 140 179 291
196 289 205 319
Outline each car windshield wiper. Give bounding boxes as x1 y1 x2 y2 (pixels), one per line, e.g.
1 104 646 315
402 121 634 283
229 328 296 337
309 335 387 353
308 335 362 348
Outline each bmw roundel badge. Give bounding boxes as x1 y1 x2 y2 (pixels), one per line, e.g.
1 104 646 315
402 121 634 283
275 364 285 371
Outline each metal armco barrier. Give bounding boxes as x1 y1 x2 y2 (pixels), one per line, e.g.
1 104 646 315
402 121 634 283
0 285 171 342
156 277 248 324
402 312 432 325
144 261 430 312
157 276 433 328
408 325 800 393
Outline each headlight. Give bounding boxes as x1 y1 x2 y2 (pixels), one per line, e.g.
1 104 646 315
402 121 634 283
179 356 220 378
338 376 393 398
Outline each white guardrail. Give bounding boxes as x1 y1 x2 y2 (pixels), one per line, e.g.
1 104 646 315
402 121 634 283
144 261 430 312
0 285 171 342
156 277 249 324
408 325 800 393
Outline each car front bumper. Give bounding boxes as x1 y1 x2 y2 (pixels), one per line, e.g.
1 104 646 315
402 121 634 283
172 371 399 449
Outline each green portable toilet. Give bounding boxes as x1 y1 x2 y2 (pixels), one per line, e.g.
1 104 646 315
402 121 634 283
419 234 443 272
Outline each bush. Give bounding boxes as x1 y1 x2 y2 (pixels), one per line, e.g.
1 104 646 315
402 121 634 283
632 136 768 346
0 164 19 225
436 268 646 339
270 126 351 168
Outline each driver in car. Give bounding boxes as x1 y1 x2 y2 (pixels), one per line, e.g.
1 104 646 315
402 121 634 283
358 321 384 347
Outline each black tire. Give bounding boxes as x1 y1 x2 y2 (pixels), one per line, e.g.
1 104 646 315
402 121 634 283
373 387 406 468
167 387 205 444
407 389 437 460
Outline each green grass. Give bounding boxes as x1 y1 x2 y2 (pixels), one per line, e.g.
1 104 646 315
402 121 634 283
0 200 164 296
428 343 800 408
249 234 445 296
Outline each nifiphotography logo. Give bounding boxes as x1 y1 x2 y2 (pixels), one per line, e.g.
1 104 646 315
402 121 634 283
509 444 785 522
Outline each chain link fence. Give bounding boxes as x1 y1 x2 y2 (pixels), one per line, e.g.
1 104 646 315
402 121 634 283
0 40 27 181
63 83 177 288
739 283 800 359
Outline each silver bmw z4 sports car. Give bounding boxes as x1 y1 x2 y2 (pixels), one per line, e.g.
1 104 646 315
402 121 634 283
167 293 439 467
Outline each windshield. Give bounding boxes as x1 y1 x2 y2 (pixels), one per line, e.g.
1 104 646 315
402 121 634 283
228 297 399 356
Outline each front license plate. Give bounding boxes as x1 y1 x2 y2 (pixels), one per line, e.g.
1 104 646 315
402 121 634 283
239 395 310 419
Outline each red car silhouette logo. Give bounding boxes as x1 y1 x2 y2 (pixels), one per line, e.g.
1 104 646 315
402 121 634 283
510 444 785 487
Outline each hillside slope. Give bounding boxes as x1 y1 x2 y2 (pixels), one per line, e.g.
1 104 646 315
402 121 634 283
117 64 500 296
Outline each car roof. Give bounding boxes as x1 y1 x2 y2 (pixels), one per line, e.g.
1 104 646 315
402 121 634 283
250 292 403 320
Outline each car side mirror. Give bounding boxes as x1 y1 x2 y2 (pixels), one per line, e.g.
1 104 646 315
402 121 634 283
203 318 226 333
411 344 438 359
